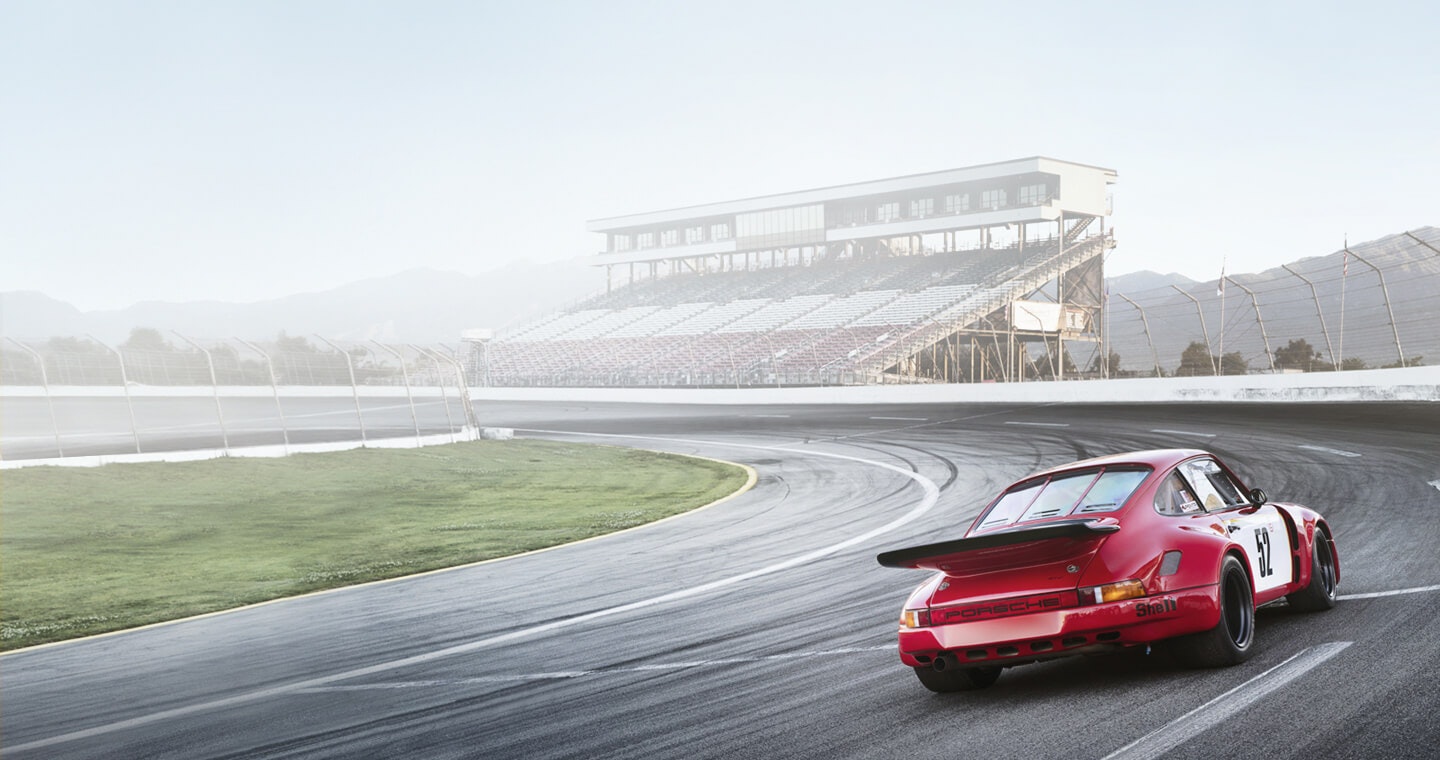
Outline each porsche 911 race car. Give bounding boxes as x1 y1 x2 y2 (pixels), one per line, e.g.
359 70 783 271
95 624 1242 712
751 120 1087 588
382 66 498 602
876 449 1339 692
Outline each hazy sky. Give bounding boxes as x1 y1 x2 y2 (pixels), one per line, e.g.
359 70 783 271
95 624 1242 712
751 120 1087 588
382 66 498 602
3 1 1436 311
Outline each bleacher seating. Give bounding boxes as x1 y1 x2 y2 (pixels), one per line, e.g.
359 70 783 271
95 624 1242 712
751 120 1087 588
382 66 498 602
484 236 1101 386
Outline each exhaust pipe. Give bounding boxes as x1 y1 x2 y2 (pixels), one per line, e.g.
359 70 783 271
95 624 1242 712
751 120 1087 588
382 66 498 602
932 653 959 672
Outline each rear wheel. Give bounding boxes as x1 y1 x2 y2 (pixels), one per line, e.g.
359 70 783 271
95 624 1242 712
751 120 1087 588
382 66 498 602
913 663 1002 693
1170 555 1255 668
1287 534 1338 611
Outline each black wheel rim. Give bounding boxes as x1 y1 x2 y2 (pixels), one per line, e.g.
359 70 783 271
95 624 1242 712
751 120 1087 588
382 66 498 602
1223 569 1254 648
1317 539 1337 599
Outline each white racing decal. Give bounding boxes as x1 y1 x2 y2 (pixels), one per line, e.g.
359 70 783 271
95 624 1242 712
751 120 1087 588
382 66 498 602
6 433 939 754
1103 642 1352 760
1297 444 1361 458
1149 429 1215 438
297 645 896 692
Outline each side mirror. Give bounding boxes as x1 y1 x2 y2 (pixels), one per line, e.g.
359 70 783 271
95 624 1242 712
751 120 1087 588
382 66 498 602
1249 488 1268 506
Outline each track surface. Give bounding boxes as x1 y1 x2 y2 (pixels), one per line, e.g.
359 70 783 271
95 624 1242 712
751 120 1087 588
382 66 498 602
3 400 1439 759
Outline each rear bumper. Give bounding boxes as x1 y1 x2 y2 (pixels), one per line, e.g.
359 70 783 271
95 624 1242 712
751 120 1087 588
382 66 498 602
897 584 1221 668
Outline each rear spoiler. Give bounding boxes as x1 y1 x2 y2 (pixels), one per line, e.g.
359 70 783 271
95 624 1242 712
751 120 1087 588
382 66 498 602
876 519 1119 569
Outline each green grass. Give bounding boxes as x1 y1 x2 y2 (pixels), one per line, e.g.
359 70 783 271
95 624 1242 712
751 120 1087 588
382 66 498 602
0 440 749 651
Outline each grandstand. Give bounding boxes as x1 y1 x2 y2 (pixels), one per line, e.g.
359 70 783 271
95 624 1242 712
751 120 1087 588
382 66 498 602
473 157 1117 386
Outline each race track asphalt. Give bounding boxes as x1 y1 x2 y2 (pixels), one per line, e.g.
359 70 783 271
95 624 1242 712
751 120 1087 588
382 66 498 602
2 399 1438 759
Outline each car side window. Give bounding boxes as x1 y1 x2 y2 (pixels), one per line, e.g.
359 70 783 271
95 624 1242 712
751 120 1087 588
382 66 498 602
1154 472 1202 515
1179 459 1248 511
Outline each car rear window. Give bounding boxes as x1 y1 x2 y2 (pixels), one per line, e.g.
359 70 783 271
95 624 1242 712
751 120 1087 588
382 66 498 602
975 466 1151 531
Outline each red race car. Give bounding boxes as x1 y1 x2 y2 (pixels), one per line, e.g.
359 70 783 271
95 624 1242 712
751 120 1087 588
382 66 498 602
877 449 1339 692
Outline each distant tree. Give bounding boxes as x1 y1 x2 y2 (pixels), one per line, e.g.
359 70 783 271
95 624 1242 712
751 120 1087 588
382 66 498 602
1381 355 1424 369
1175 342 1216 377
1027 343 1076 380
45 336 106 354
275 331 319 354
1090 350 1122 377
1274 338 1323 372
1219 352 1249 376
1340 357 1368 371
120 327 174 353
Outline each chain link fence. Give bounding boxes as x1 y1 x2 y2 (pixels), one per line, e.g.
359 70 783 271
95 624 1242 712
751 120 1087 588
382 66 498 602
3 230 1435 458
2 336 477 461
1097 229 1438 378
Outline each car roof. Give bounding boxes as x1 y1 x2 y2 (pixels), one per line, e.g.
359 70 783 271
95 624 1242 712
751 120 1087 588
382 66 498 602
1025 449 1210 481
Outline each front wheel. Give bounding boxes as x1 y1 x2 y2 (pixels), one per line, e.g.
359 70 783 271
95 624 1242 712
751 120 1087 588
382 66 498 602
1287 533 1338 611
913 664 1002 693
1170 555 1255 668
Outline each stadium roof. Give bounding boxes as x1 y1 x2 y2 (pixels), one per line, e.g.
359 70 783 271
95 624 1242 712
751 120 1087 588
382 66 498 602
587 156 1116 232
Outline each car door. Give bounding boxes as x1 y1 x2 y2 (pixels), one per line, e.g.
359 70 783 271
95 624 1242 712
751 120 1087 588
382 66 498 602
1176 458 1293 594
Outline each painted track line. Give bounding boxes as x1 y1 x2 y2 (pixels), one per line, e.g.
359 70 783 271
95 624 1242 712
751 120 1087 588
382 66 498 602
1150 428 1216 438
1297 444 1361 458
870 416 928 421
1103 642 1352 760
1004 421 1070 428
1340 583 1440 600
5 433 939 754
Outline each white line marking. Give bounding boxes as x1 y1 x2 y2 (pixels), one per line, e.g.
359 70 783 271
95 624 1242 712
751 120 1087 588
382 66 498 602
870 416 928 421
296 645 895 692
749 414 791 418
1150 429 1216 439
5 434 938 753
1103 642 1352 760
1004 421 1070 428
1340 583 1440 600
1297 444 1361 458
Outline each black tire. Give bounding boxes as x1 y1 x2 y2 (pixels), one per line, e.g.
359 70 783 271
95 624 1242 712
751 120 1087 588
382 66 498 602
1287 533 1338 611
1170 555 1255 668
913 664 1003 693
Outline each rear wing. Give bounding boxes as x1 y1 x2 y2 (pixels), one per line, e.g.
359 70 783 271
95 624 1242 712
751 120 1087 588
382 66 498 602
876 519 1119 570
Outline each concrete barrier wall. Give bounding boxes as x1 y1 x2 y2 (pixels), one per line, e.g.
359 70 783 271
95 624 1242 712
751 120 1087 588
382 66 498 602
466 366 1440 405
5 365 1438 404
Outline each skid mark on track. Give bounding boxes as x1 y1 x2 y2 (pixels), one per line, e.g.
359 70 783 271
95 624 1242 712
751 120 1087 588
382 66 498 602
296 645 895 692
1103 642 1352 760
5 433 938 754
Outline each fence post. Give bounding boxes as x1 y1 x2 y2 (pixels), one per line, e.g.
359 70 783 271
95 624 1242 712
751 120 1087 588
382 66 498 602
433 345 479 430
372 341 421 445
173 333 230 454
1281 264 1337 371
1404 230 1440 257
1117 295 1163 378
1170 286 1217 375
412 345 457 443
8 338 63 457
1346 250 1406 367
237 338 290 454
315 335 367 444
1223 278 1275 373
87 334 141 453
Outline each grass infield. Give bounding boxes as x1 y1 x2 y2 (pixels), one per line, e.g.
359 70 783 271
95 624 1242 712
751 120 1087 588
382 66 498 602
0 440 749 651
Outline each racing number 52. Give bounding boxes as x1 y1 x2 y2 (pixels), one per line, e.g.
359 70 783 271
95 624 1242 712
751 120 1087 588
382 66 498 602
1253 528 1273 578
